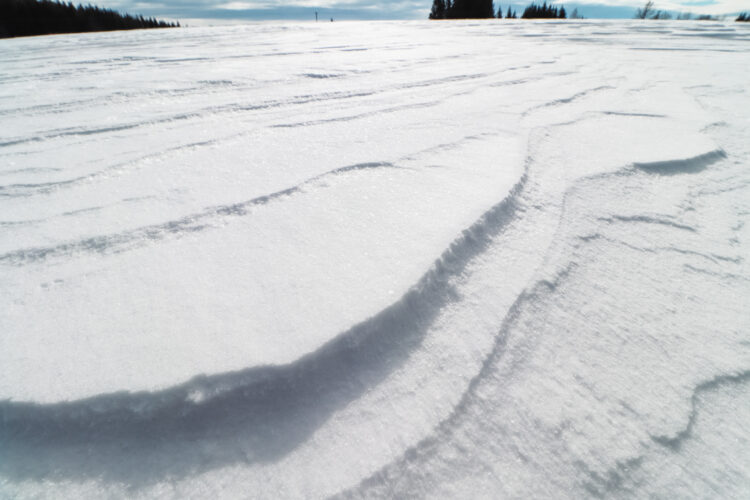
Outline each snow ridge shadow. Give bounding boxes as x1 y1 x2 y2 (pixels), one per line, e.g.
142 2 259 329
651 370 750 450
0 167 529 487
634 149 726 176
336 265 577 499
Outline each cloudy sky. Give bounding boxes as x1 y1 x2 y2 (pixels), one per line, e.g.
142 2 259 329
93 0 747 22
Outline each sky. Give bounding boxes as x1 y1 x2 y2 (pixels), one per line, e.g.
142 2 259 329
92 0 747 22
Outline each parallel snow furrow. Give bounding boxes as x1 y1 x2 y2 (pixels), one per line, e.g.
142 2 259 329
598 215 697 233
0 161 397 266
0 139 216 198
0 73 491 150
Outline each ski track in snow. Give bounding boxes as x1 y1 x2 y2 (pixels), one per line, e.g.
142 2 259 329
1 20 749 499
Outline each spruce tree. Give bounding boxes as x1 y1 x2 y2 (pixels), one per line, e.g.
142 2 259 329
478 0 495 17
429 0 447 19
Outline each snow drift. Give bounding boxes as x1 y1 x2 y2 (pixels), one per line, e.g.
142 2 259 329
1 20 749 499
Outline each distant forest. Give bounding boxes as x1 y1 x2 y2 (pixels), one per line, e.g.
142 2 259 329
430 0 748 20
430 1 568 19
0 0 179 39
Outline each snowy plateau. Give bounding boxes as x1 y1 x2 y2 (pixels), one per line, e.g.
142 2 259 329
1 19 749 499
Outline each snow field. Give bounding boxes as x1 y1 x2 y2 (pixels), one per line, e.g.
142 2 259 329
1 19 749 499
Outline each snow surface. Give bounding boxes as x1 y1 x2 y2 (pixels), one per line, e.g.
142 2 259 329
1 19 749 499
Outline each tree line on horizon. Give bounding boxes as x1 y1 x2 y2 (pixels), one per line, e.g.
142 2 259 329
430 0 747 21
0 0 179 39
430 1 580 19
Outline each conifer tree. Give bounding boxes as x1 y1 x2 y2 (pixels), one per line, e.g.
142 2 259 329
430 0 447 19
441 0 495 18
0 0 178 39
480 0 496 18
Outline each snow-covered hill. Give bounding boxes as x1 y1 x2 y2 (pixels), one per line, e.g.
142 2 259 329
1 20 749 499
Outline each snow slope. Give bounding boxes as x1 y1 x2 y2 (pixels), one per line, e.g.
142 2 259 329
1 20 749 499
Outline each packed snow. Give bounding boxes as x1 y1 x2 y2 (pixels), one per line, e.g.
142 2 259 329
1 19 749 499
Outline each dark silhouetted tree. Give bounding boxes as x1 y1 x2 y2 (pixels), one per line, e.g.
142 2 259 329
440 0 495 18
0 0 179 38
430 0 447 18
480 0 496 17
738 12 749 21
497 5 503 17
521 2 566 18
635 1 654 18
651 10 672 19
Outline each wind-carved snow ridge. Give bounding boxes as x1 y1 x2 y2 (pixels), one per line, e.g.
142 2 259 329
0 164 529 485
0 72 489 150
0 139 218 198
598 215 697 233
651 370 750 450
0 161 397 266
633 149 727 176
335 139 747 499
524 85 615 113
335 264 578 499
0 90 376 148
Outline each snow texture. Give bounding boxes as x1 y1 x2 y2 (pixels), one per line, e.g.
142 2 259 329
1 19 749 499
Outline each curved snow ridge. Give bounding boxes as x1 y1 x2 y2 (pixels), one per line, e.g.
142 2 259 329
0 161 398 266
601 111 667 118
0 161 528 404
0 89 377 149
651 370 750 450
683 264 750 283
593 235 742 267
0 72 490 149
270 99 441 129
0 199 150 228
0 80 245 119
0 167 63 177
0 139 217 198
633 148 726 176
523 85 615 114
330 134 732 497
0 169 531 484
597 215 697 233
301 73 344 79
333 264 578 499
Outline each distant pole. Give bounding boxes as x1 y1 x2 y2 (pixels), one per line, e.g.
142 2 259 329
315 11 318 21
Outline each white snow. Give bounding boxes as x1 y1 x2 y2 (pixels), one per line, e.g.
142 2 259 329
1 19 749 499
